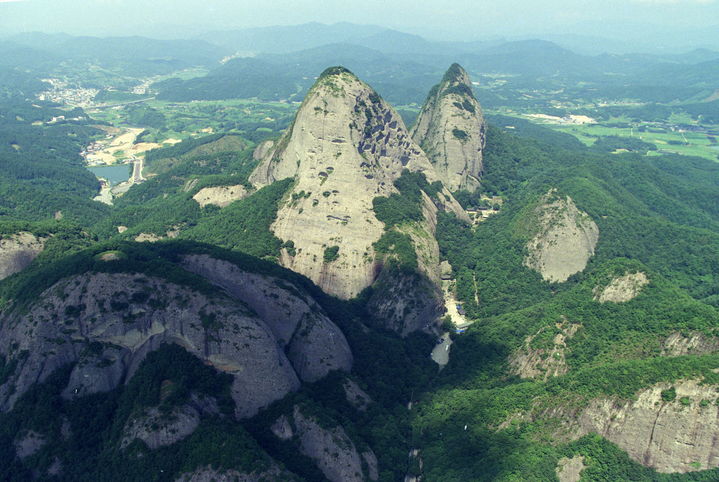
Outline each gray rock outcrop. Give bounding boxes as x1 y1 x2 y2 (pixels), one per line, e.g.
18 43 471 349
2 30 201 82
121 405 201 449
176 464 292 482
0 269 333 418
274 405 379 482
343 379 373 412
192 185 248 208
48 457 63 476
576 380 719 473
534 380 719 473
509 321 581 380
270 415 294 441
367 268 445 336
594 272 649 303
524 190 599 282
0 232 47 280
556 456 586 482
181 254 352 382
252 139 275 161
411 64 486 192
367 189 446 335
662 332 719 356
14 430 46 459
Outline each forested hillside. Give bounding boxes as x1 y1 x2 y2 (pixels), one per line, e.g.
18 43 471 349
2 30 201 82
418 121 719 480
0 100 108 224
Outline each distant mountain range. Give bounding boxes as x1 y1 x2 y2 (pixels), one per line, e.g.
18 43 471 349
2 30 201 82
1 33 229 77
197 21 719 56
1 24 717 108
153 30 719 106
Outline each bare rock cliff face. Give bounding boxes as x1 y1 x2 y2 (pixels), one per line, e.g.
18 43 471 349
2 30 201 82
523 190 599 282
0 232 47 281
273 405 379 482
367 191 446 335
249 67 464 300
367 269 445 336
509 321 581 380
0 257 353 418
0 272 299 418
662 332 719 356
411 63 486 192
181 254 352 382
540 380 719 473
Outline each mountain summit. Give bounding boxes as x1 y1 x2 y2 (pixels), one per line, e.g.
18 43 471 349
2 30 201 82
250 66 465 300
411 63 486 192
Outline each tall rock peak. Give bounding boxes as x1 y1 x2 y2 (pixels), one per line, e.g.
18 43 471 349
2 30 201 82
250 66 433 188
411 63 487 192
249 66 465 302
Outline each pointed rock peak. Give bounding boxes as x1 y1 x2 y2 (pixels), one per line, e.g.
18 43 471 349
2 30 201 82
441 63 471 87
412 63 487 192
248 67 465 302
249 65 430 189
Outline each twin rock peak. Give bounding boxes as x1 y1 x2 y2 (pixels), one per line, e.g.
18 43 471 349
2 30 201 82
250 63 486 302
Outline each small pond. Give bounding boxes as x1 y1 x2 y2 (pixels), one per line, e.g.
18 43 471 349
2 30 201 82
87 164 131 186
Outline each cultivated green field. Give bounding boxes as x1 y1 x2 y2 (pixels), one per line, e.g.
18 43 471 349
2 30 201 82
552 122 718 160
87 98 298 143
503 112 719 161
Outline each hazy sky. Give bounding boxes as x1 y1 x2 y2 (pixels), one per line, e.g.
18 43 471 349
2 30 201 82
0 0 718 41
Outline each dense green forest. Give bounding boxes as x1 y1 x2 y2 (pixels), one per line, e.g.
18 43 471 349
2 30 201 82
0 100 109 224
